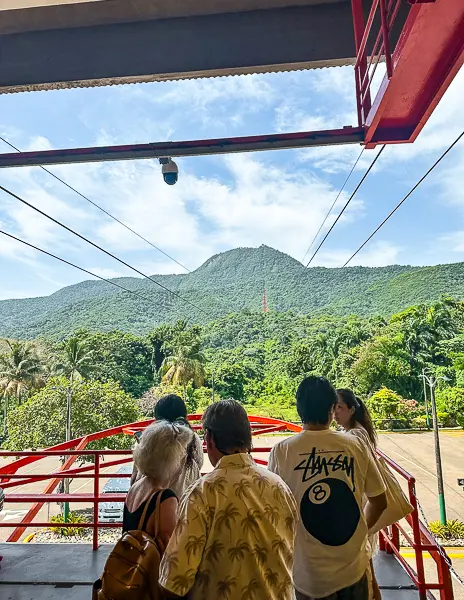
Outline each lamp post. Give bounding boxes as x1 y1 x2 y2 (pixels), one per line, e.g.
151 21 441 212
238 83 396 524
51 382 76 522
419 370 449 525
421 367 431 429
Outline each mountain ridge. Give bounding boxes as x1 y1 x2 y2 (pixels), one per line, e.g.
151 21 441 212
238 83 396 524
1 245 463 339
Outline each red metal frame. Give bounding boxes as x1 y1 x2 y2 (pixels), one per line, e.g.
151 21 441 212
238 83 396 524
0 416 455 598
0 128 365 168
352 0 464 147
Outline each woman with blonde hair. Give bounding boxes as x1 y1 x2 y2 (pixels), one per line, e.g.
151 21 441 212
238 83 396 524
123 420 194 543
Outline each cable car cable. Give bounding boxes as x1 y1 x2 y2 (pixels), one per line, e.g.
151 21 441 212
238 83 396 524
306 144 385 267
0 136 190 273
342 130 464 267
0 229 166 307
301 147 365 264
0 183 208 316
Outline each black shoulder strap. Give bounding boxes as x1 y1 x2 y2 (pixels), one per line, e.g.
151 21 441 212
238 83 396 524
141 490 166 532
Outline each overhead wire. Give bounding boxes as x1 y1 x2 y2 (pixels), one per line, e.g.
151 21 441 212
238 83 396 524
0 135 190 273
306 144 386 267
0 229 166 307
301 147 365 264
0 182 208 316
342 130 464 267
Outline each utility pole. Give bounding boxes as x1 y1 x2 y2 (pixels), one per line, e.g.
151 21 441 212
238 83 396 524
428 377 447 525
420 370 448 525
63 385 72 522
422 367 431 429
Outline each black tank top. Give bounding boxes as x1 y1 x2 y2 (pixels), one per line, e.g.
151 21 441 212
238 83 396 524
123 488 177 532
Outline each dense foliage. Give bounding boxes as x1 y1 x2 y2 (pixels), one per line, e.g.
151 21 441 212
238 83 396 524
1 293 464 449
2 246 464 339
6 377 138 451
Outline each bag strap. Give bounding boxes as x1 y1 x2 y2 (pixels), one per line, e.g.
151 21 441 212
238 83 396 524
138 489 164 533
137 490 159 531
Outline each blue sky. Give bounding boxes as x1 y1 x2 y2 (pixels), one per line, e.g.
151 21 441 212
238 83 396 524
0 66 463 300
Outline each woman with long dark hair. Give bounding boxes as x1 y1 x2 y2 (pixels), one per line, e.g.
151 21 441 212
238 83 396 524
335 388 381 600
131 394 203 496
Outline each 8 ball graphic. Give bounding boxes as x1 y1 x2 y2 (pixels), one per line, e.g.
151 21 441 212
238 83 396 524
300 478 360 546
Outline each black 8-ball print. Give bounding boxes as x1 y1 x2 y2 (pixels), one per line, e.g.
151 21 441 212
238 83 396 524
300 478 360 546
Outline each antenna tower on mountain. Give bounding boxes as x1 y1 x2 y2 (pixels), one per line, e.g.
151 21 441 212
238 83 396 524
262 288 269 313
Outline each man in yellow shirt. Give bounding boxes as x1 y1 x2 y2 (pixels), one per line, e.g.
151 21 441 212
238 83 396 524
159 399 297 600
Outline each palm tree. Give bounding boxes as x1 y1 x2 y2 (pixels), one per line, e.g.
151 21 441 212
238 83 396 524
206 476 228 498
284 515 295 533
205 540 224 565
251 544 268 567
228 540 250 562
172 569 196 596
0 340 43 401
217 576 237 599
263 503 279 526
251 472 270 496
61 337 93 382
185 534 206 563
216 503 240 539
196 569 211 591
240 579 260 600
160 333 205 390
0 340 43 436
241 509 261 540
264 568 280 590
234 480 253 501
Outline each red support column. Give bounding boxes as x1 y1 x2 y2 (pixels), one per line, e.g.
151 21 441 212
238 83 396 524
93 453 100 551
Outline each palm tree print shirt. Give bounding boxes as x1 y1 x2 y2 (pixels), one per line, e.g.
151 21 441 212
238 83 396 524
159 453 297 600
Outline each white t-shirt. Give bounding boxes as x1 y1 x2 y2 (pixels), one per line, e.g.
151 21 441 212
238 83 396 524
268 429 385 598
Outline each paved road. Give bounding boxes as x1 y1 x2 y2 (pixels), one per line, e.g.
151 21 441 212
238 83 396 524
378 430 464 523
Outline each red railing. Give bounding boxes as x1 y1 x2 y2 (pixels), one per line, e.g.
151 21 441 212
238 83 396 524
0 416 454 598
352 0 404 127
378 449 454 600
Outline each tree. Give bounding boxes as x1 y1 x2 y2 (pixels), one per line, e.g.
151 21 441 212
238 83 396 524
0 340 43 401
160 330 206 390
351 333 412 398
0 340 43 437
73 330 154 397
6 377 139 451
367 387 405 420
60 337 93 382
436 387 464 427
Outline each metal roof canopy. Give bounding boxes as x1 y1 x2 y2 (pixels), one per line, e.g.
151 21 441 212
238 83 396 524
0 0 461 165
0 0 388 94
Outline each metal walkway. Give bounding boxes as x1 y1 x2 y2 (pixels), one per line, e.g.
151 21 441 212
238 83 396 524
0 543 419 600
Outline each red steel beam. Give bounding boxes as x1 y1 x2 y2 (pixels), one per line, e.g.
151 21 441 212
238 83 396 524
365 0 464 146
0 128 365 168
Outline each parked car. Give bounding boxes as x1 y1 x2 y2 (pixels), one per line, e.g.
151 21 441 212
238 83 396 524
98 464 132 524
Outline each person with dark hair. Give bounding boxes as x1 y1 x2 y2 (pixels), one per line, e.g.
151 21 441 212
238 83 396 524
159 399 297 600
269 376 387 600
154 393 188 422
130 394 203 496
335 389 377 448
335 389 381 600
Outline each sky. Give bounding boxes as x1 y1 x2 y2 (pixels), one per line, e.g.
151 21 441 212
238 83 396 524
0 65 463 300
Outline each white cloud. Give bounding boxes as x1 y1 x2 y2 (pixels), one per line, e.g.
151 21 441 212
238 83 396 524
314 240 402 268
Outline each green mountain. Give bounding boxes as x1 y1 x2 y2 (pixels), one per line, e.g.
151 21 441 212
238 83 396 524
1 245 464 339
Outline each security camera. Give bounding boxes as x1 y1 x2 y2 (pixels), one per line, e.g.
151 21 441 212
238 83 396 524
159 157 178 185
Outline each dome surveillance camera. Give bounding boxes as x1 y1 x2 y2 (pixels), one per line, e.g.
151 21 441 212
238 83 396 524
159 158 178 185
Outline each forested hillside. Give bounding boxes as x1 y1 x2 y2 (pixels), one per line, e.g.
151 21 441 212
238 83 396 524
1 245 464 339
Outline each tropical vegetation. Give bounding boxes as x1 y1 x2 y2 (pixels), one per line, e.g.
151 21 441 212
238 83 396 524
1 290 464 448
